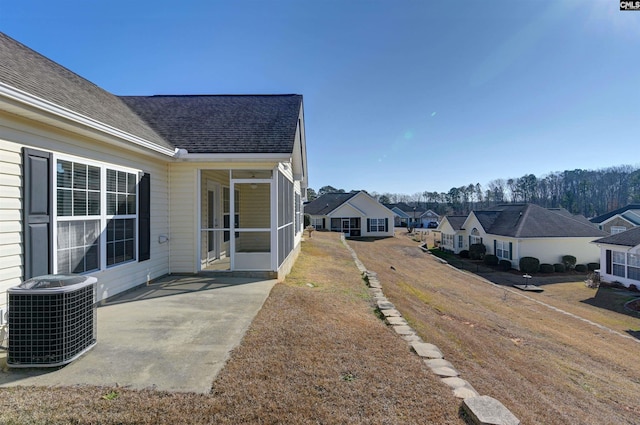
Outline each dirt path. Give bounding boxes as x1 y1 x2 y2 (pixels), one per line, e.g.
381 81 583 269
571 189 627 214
348 233 640 425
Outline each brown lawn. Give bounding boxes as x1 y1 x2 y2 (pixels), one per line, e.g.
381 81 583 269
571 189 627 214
0 231 464 424
348 231 640 425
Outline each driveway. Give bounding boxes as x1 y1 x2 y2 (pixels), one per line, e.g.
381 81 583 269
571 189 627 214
0 275 277 393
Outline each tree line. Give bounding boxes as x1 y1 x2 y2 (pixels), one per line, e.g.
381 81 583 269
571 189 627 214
307 164 640 218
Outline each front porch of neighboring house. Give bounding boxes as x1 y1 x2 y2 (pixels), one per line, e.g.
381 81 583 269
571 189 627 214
198 168 299 277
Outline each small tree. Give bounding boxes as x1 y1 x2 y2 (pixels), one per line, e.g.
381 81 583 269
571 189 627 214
562 255 577 270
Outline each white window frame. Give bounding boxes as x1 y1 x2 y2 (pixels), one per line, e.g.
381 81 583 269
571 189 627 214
627 252 640 281
496 240 510 259
370 218 386 233
611 226 627 235
612 250 626 278
53 153 140 274
311 217 324 230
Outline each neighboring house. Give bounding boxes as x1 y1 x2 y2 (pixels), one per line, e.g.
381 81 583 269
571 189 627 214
589 204 640 234
305 191 394 237
592 227 640 288
384 202 438 228
0 33 308 313
437 216 467 253
439 204 607 270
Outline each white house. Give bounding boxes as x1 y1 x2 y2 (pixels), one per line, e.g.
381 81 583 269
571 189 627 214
439 204 607 269
305 191 394 237
0 33 308 314
437 215 467 253
592 227 640 288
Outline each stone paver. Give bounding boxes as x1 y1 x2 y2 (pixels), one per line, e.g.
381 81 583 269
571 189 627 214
425 358 454 369
385 316 407 325
429 366 459 377
380 309 401 317
410 342 443 359
376 300 395 310
463 396 520 425
392 325 415 335
441 377 480 399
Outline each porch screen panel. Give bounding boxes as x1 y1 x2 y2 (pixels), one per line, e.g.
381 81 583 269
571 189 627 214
236 183 270 253
278 171 294 267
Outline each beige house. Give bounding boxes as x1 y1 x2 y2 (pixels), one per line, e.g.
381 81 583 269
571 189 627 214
589 204 640 234
0 33 308 314
439 204 607 270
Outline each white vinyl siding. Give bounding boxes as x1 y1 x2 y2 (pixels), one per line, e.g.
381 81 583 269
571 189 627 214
0 140 23 311
0 117 171 304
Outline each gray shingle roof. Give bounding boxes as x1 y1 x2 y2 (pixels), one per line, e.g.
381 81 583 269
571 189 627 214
120 95 302 154
474 204 607 238
593 226 640 247
0 32 171 149
0 32 303 156
304 192 359 215
444 215 467 231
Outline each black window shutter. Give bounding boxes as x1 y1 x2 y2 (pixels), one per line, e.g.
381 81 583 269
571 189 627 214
509 242 513 260
606 250 612 275
138 172 151 261
385 218 388 232
367 218 370 232
322 218 325 229
23 148 52 279
494 240 497 255
468 235 471 246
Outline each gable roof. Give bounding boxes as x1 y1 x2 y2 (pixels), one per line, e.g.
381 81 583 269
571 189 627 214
444 215 467 231
472 204 607 238
0 32 171 150
593 226 640 247
304 192 358 215
589 204 640 224
120 94 302 154
0 32 304 158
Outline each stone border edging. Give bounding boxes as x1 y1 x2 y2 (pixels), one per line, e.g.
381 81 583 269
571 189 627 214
340 235 520 425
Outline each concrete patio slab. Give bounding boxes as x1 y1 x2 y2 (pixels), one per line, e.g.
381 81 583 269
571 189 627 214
0 275 277 393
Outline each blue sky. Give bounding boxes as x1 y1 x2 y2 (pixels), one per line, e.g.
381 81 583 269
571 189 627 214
1 0 639 195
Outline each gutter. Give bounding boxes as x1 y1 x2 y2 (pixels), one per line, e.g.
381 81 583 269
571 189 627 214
0 82 176 157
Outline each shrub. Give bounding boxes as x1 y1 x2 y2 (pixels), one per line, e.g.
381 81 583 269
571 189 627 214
587 262 600 271
562 255 577 270
499 259 512 271
484 254 499 266
630 284 639 292
304 214 311 228
519 256 540 273
459 250 470 259
553 263 566 273
469 243 486 260
539 263 555 273
574 264 588 273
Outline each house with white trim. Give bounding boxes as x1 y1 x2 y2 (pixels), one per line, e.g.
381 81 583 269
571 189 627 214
592 227 640 288
439 204 606 269
305 191 394 237
437 215 467 253
589 204 640 235
0 33 308 312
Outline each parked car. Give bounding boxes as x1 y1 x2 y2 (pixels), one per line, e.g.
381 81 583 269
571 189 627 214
427 221 439 228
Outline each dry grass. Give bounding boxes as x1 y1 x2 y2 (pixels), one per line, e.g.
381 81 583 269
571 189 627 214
0 232 465 424
348 232 640 425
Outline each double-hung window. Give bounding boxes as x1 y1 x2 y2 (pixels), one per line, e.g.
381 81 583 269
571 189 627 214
55 156 139 274
627 253 640 281
496 240 510 259
612 251 626 278
370 218 386 232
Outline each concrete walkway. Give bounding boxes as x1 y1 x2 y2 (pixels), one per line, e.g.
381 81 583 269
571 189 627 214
0 275 277 393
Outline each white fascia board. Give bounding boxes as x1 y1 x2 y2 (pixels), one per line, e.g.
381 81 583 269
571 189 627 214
0 82 176 157
178 152 292 162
